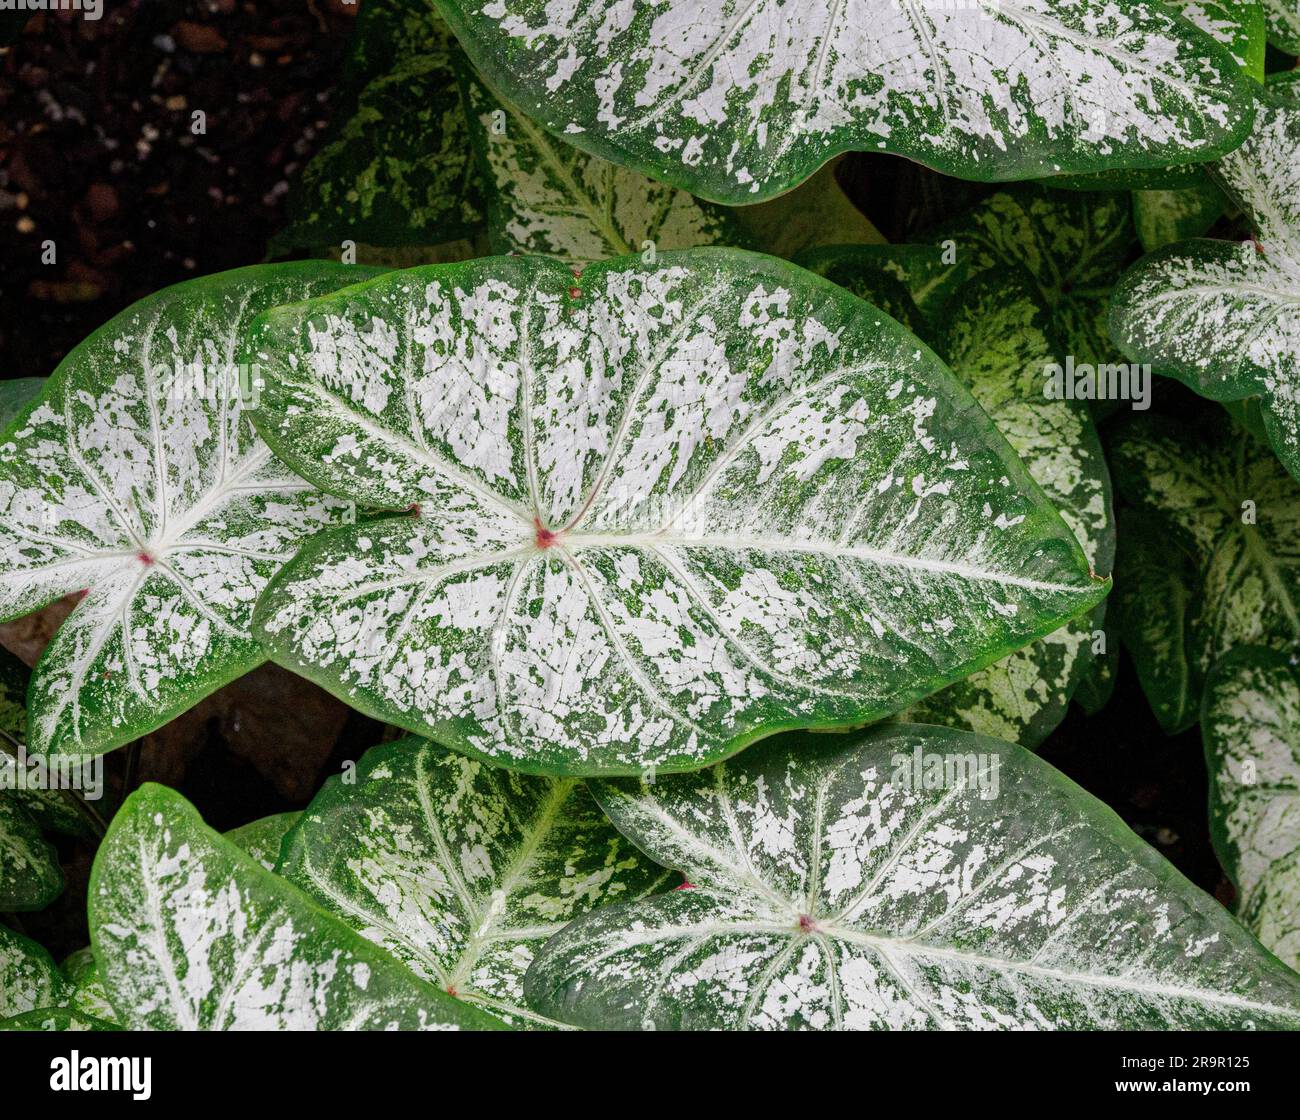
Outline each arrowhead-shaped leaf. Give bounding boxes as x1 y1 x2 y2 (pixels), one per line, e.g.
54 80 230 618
1202 645 1300 971
278 736 674 1027
89 783 503 1030
0 263 383 760
1110 85 1300 480
1110 411 1300 732
247 250 1106 775
525 724 1300 1030
901 273 1114 747
435 0 1255 203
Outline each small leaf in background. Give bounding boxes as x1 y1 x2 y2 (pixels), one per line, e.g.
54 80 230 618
270 1 484 254
0 922 66 1020
0 1008 117 1031
1110 411 1300 732
89 783 503 1031
225 811 300 872
1262 0 1300 50
459 59 743 263
435 0 1255 203
248 251 1106 775
901 273 1115 747
60 945 118 1025
279 736 675 1027
526 725 1300 1030
0 263 382 761
1202 645 1300 971
0 377 45 432
1110 84 1300 480
1132 177 1228 252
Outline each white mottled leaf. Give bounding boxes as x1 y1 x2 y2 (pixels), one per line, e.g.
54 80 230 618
61 945 119 1025
0 1008 117 1031
0 923 65 1020
225 811 300 872
459 59 741 262
0 263 382 760
247 250 1107 775
435 0 1255 203
88 783 503 1031
1110 87 1300 479
1110 411 1300 732
279 736 674 1027
902 273 1114 747
1262 0 1300 50
526 724 1300 1030
1203 645 1300 971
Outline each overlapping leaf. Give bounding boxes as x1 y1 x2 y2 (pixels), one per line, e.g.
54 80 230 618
1262 0 1300 50
0 263 381 760
247 250 1106 776
1132 178 1227 252
271 0 483 253
1110 411 1300 732
435 0 1254 204
279 736 674 1027
458 61 741 262
1202 646 1300 971
902 274 1114 747
0 1008 116 1031
1110 87 1300 480
0 923 65 1020
88 783 502 1031
61 945 118 1025
525 725 1300 1030
225 811 300 872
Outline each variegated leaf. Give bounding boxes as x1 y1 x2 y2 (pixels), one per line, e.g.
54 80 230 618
0 263 382 761
435 0 1254 204
271 1 484 254
1202 645 1300 971
1110 87 1300 480
88 783 503 1031
279 736 674 1027
526 724 1300 1030
1110 411 1300 733
0 1008 117 1031
61 945 119 1025
247 250 1107 776
459 59 741 262
0 922 65 1020
902 273 1114 747
225 811 300 872
1132 177 1227 252
1262 0 1300 49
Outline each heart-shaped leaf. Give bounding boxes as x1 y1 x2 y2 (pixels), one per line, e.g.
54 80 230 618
0 923 65 1020
279 736 674 1027
225 811 300 872
435 0 1255 204
525 724 1300 1030
247 250 1107 776
0 263 382 761
1202 645 1300 971
271 1 484 254
89 782 503 1031
1110 411 1300 733
459 58 742 262
1110 86 1300 480
901 273 1114 747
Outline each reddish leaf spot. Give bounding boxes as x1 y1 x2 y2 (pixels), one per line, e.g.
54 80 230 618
568 286 582 300
674 878 695 891
798 914 818 933
534 516 558 549
446 985 458 997
137 551 155 566
408 503 422 518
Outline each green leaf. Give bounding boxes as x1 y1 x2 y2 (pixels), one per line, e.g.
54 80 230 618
1110 88 1300 480
61 946 119 1024
1202 645 1300 971
0 263 384 761
1262 0 1300 51
0 1008 118 1031
525 724 1300 1029
927 186 1139 417
279 736 674 1027
459 60 742 263
271 1 484 253
1132 177 1228 252
0 798 61 911
1073 616 1120 714
88 783 504 1030
0 923 65 1020
225 811 300 871
247 249 1106 776
1110 411 1300 732
435 0 1255 204
901 273 1115 747
0 378 45 431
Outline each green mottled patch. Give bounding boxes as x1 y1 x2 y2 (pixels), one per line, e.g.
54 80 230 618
279 736 673 1027
0 923 65 1020
245 249 1106 776
525 724 1300 1029
225 811 300 872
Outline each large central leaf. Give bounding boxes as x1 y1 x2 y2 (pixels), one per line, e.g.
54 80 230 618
434 0 1255 204
247 250 1106 775
525 725 1300 1030
0 263 382 759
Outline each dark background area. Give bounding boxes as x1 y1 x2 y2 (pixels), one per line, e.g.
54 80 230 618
0 2 1225 959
